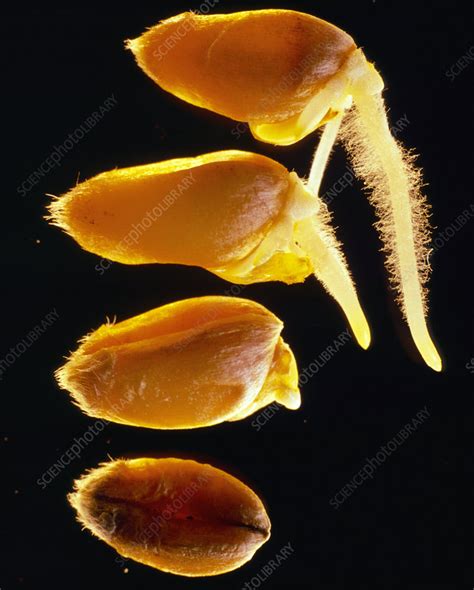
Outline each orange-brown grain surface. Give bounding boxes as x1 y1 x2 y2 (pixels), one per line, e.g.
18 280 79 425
56 296 300 429
69 458 271 576
128 10 355 124
48 151 290 269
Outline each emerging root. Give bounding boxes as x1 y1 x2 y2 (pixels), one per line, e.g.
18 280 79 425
302 99 371 350
339 85 441 371
295 201 371 350
340 100 432 310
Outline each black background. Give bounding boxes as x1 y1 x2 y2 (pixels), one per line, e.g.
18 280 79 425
3 1 474 587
